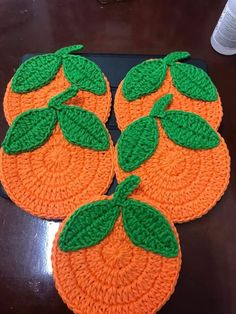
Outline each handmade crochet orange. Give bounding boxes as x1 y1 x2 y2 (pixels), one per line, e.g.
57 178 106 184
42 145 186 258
0 45 114 219
52 176 181 314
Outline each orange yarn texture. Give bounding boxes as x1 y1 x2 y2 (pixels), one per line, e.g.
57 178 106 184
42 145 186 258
0 126 114 219
3 68 111 125
115 124 230 223
1 61 115 219
115 69 222 131
52 196 181 314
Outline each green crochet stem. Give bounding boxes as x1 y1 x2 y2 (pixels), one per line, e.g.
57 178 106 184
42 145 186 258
113 175 141 205
48 85 80 110
55 45 84 57
163 51 190 65
149 94 173 118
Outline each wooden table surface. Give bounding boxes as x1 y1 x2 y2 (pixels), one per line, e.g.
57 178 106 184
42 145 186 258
0 0 235 313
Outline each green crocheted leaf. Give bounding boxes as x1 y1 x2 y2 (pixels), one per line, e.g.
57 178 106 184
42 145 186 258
170 62 217 101
122 199 178 257
2 108 57 154
12 54 62 93
160 110 220 149
122 60 167 101
118 116 158 172
59 200 120 252
113 175 140 205
58 106 109 151
62 55 106 95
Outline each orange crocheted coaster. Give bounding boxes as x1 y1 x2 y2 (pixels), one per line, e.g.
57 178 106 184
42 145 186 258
115 124 230 223
0 126 114 219
52 177 181 314
4 69 111 126
115 59 222 132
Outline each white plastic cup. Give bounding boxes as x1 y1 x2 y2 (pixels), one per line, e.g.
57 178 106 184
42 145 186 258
211 0 236 55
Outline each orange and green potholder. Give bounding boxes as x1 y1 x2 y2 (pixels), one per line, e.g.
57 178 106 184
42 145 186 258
114 53 230 223
0 45 114 219
52 176 181 314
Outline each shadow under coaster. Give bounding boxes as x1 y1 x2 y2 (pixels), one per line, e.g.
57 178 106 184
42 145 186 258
0 53 207 200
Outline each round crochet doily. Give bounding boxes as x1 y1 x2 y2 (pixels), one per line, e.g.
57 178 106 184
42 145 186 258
52 195 181 314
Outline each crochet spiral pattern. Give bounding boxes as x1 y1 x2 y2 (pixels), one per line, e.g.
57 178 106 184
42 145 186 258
52 176 181 314
0 45 114 219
